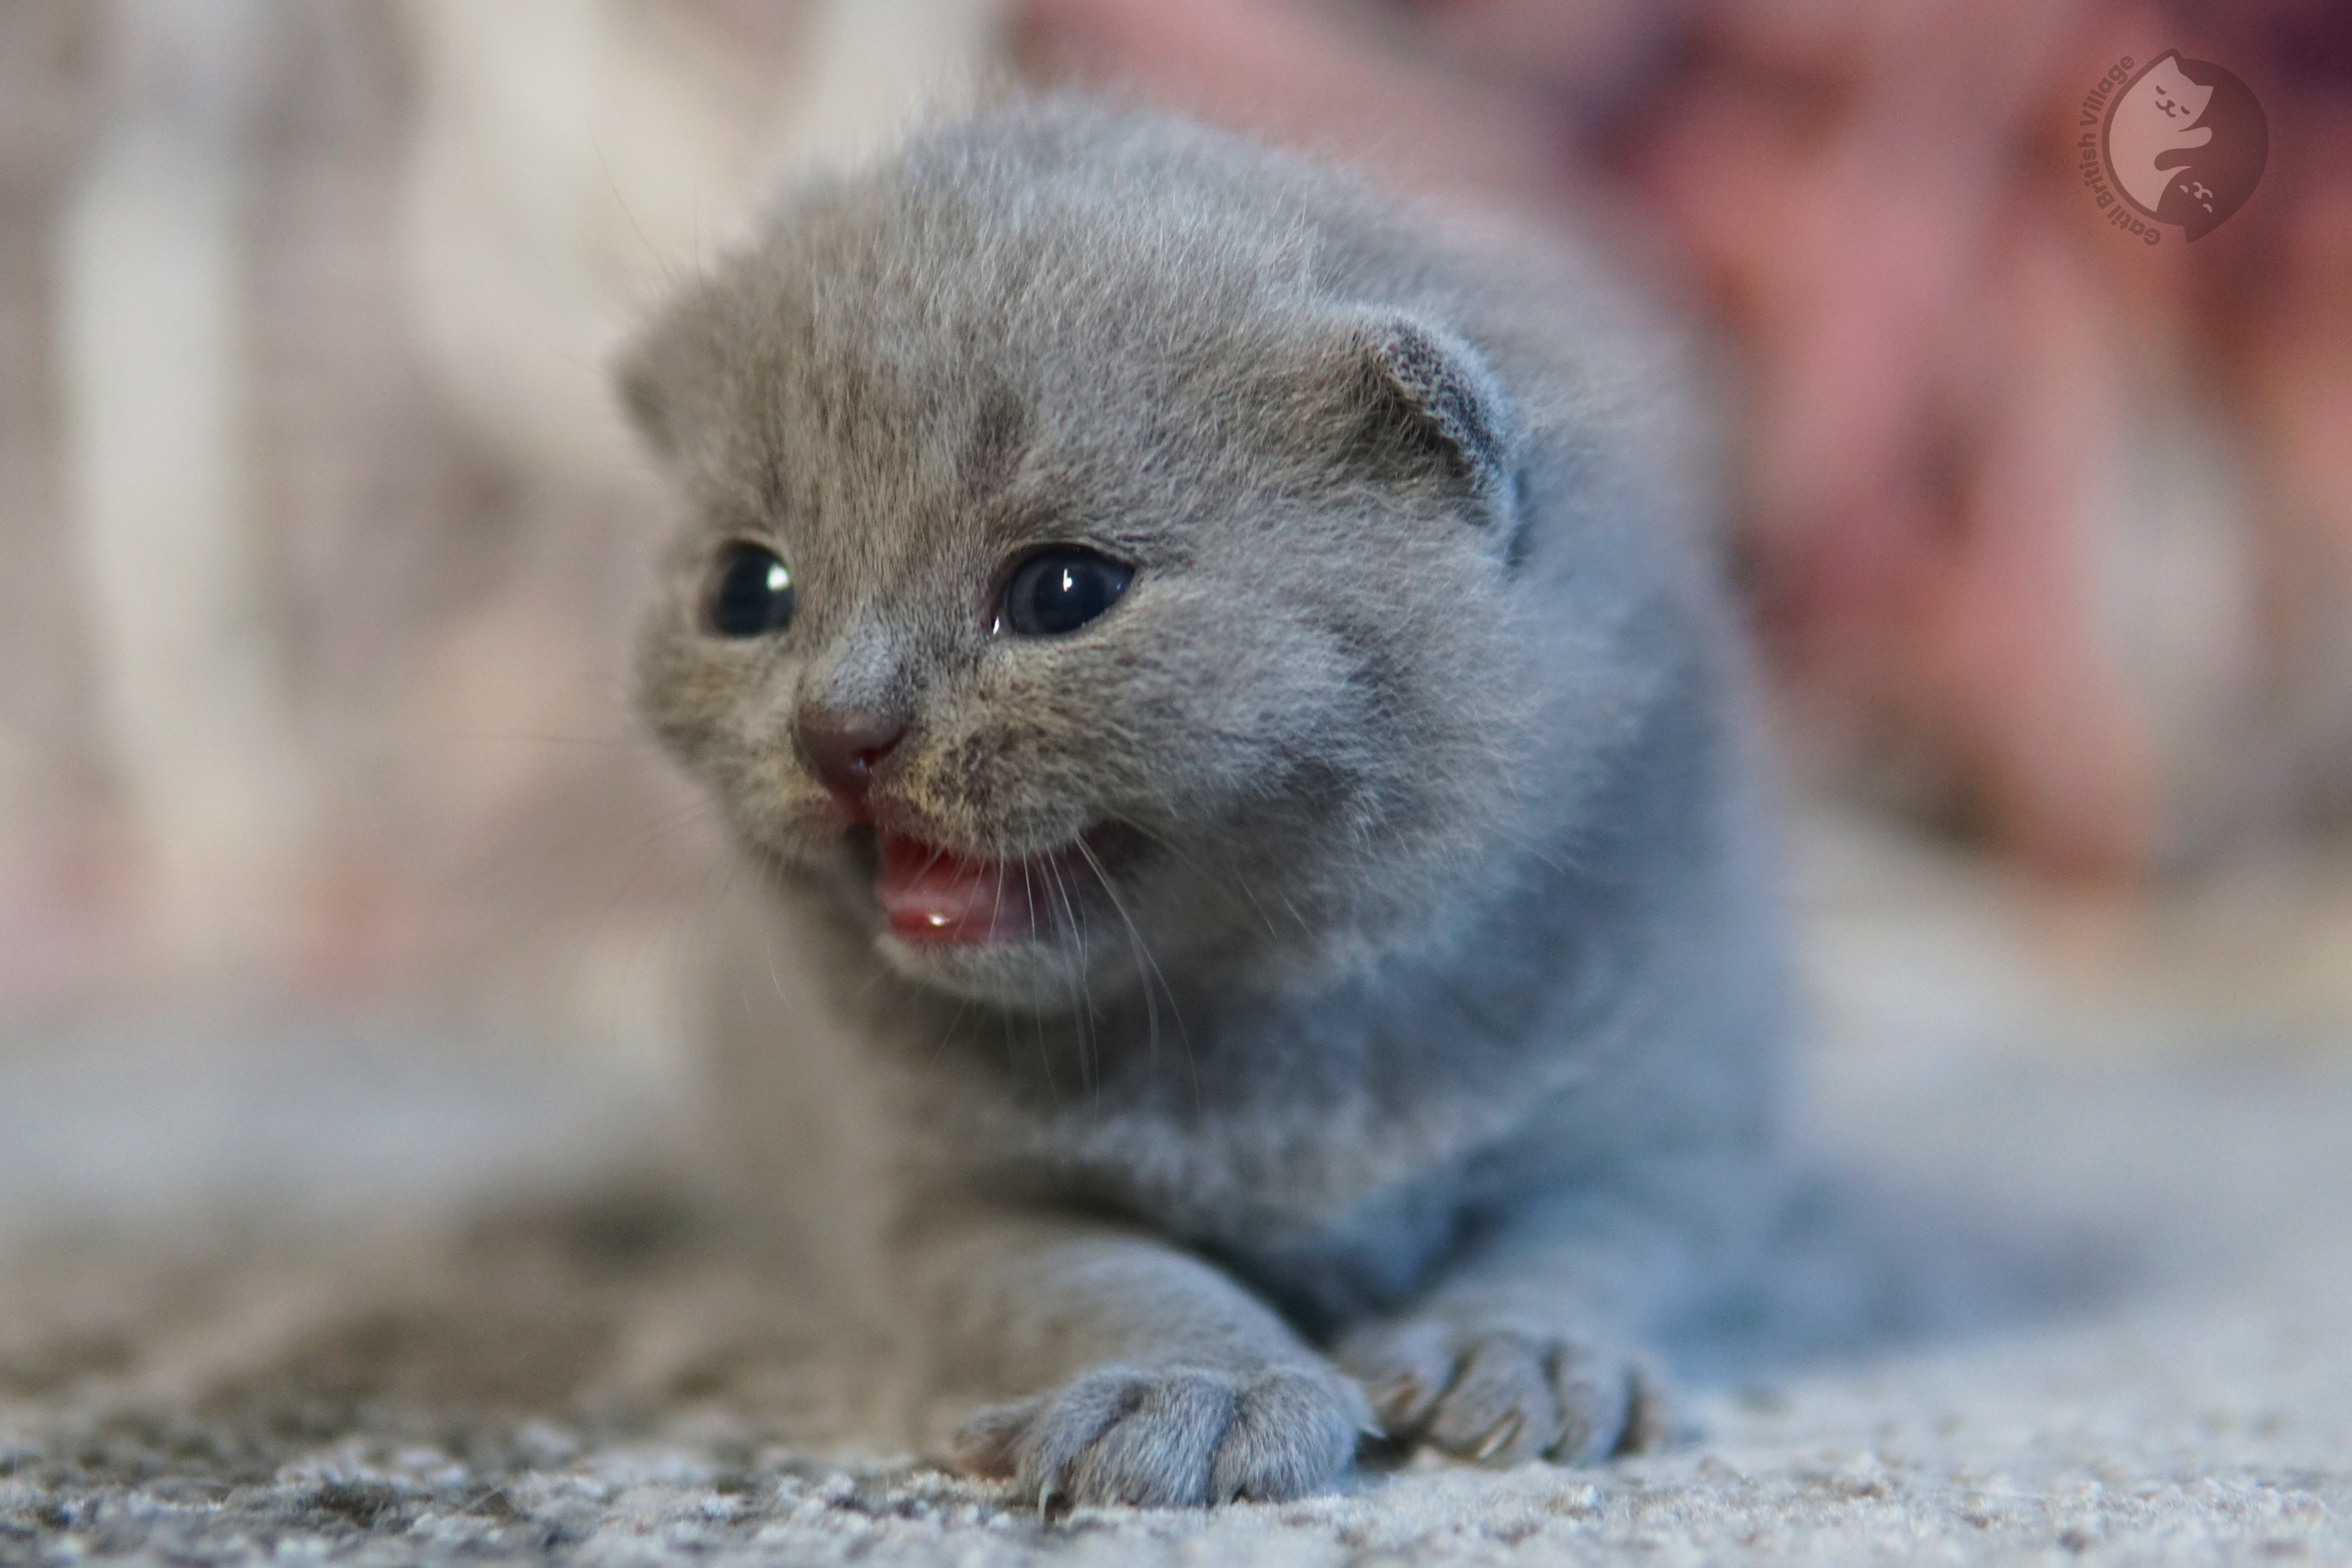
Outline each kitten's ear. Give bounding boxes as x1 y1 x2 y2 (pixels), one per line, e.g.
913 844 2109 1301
1340 313 1523 544
615 332 684 462
615 295 726 464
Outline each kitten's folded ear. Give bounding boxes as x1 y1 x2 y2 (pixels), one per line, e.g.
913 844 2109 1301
615 328 686 463
1335 311 1524 549
615 288 729 465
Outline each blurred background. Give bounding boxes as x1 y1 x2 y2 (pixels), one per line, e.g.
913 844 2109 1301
4 0 2350 1099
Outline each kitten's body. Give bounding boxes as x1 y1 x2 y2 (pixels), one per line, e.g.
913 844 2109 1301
627 99 1791 1506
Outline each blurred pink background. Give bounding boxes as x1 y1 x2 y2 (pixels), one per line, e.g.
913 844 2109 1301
3 0 2348 1051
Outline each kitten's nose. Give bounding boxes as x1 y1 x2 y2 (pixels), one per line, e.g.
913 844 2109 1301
795 703 908 803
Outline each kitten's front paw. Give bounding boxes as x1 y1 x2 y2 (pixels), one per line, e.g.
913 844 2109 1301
1339 1319 1669 1466
951 1362 1370 1508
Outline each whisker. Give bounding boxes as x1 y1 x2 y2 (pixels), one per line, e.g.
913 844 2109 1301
929 984 975 1072
1099 801 1306 947
1075 836 1195 1114
1004 857 1057 1107
1122 786 1295 942
1043 855 1097 1101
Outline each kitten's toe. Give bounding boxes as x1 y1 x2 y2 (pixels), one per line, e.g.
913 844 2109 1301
1071 1370 1234 1506
951 1395 1042 1479
1538 1338 1636 1465
1208 1366 1373 1504
1601 1353 1674 1458
1340 1318 1455 1434
1340 1320 1668 1467
953 1362 1363 1508
1423 1331 1560 1466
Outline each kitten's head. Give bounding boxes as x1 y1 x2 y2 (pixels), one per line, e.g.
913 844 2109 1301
2138 57 2215 129
622 107 1568 1010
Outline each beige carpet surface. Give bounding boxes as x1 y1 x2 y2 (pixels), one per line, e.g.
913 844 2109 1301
3 1021 2347 1565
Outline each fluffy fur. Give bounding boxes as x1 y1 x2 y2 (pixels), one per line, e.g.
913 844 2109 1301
622 98 1792 1508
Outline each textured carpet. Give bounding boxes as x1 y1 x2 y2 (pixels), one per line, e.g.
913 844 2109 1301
6 840 2351 1563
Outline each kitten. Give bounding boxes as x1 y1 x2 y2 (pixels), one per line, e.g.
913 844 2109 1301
621 97 1792 1507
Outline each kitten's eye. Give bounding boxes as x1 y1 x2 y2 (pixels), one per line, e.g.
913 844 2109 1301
705 543 796 638
1001 547 1133 637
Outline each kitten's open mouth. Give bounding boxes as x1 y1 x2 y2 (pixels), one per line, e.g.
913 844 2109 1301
864 829 1101 948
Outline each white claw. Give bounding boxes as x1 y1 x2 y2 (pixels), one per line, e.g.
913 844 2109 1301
1473 1414 1524 1462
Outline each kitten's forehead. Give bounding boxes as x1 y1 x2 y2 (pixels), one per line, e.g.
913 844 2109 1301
679 186 1317 580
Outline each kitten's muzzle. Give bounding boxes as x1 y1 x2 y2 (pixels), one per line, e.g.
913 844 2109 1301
796 701 909 805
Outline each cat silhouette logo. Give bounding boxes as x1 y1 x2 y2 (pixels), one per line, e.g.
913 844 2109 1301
2092 51 2267 243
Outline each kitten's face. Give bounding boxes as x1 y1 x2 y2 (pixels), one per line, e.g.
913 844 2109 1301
625 180 1538 1010
2139 58 2213 129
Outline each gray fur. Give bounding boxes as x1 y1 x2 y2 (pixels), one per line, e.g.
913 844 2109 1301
623 98 1791 1508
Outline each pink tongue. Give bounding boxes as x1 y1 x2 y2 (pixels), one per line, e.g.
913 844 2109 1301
874 833 1033 945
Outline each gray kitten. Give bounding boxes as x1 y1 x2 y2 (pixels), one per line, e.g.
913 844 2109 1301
620 98 1791 1508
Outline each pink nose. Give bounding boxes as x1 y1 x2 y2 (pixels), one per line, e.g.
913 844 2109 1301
795 703 907 802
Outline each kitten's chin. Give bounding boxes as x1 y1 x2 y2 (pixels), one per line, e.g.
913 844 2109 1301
874 929 1098 1012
